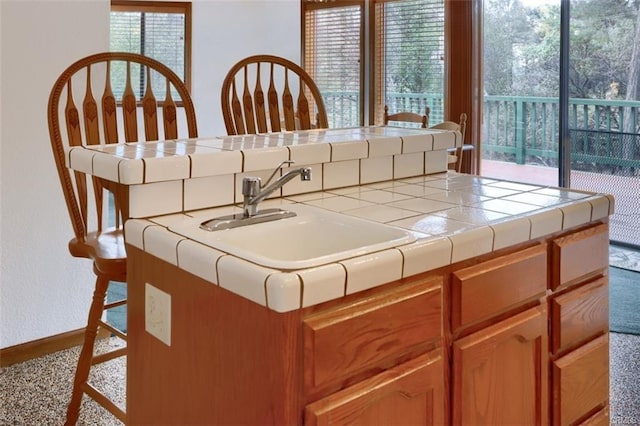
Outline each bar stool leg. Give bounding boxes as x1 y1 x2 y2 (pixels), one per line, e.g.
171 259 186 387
65 275 109 426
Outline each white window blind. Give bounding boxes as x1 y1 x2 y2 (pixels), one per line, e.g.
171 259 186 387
303 0 444 127
375 0 445 124
110 2 190 98
304 2 363 128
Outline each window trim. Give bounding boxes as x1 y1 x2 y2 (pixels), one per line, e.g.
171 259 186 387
110 0 192 93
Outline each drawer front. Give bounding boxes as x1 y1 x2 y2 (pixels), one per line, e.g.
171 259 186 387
304 350 445 426
552 223 609 290
552 334 609 426
550 277 608 354
451 244 547 331
303 276 441 390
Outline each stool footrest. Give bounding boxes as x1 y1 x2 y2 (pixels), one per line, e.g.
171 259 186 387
82 382 126 423
105 299 126 310
91 346 127 366
98 320 127 340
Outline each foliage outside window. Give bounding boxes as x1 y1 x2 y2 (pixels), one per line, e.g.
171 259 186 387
110 1 191 98
374 0 445 124
302 0 444 128
483 0 640 167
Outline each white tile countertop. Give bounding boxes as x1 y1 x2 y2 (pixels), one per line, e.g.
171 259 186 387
65 126 612 312
67 126 462 219
67 126 459 185
125 172 614 313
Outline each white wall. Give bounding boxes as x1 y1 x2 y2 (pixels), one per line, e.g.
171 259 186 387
192 0 300 137
0 0 300 349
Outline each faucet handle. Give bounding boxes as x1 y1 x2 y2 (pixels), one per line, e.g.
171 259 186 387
264 160 295 187
242 176 262 197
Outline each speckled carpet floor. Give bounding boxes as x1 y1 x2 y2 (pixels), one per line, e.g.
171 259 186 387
0 338 125 425
1 333 639 424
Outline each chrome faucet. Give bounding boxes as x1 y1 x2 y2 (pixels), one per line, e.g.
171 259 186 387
242 161 312 217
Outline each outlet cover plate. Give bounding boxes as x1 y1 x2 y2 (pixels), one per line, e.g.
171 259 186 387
145 283 171 346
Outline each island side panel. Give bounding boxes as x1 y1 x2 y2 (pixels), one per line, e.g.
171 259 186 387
126 245 303 425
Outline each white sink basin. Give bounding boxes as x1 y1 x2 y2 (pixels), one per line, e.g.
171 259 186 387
169 204 416 270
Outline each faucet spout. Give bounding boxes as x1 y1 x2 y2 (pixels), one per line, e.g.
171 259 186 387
242 164 312 217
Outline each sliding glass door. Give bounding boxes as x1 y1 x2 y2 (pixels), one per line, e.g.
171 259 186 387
568 0 640 246
482 0 639 246
481 0 561 186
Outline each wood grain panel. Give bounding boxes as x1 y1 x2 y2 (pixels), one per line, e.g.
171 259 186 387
552 334 609 426
126 246 303 425
452 305 548 425
451 244 547 331
305 350 445 426
580 407 610 426
552 223 609 290
550 277 608 354
304 277 442 390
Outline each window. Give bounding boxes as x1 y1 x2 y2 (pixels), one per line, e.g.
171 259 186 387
302 0 444 127
303 1 364 129
373 0 444 124
110 1 191 96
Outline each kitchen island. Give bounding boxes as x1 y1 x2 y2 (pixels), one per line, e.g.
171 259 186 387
68 127 611 425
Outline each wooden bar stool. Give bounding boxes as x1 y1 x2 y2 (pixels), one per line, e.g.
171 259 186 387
431 113 471 173
221 54 328 135
383 105 430 128
47 52 198 425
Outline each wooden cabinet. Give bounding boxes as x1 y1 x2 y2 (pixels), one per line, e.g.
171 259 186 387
552 335 609 425
451 244 547 334
302 276 445 424
305 350 445 426
550 276 608 355
450 244 549 424
452 303 548 425
550 224 610 425
126 222 610 424
303 277 442 395
551 223 609 290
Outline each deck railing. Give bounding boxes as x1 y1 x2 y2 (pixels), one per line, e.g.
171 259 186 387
321 91 445 128
321 91 640 174
482 95 640 175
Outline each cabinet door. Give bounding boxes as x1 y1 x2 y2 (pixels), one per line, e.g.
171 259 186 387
452 305 548 425
552 334 609 426
304 350 445 426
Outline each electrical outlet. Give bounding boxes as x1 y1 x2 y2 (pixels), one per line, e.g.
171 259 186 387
145 283 171 346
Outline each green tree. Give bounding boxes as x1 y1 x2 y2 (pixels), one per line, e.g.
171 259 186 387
484 0 638 100
483 0 533 95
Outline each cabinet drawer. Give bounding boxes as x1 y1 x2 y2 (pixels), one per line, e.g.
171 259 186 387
550 277 608 354
303 276 441 390
304 350 445 426
451 245 547 331
552 223 609 290
552 334 609 426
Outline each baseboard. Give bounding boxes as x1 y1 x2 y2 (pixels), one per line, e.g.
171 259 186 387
0 328 110 368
